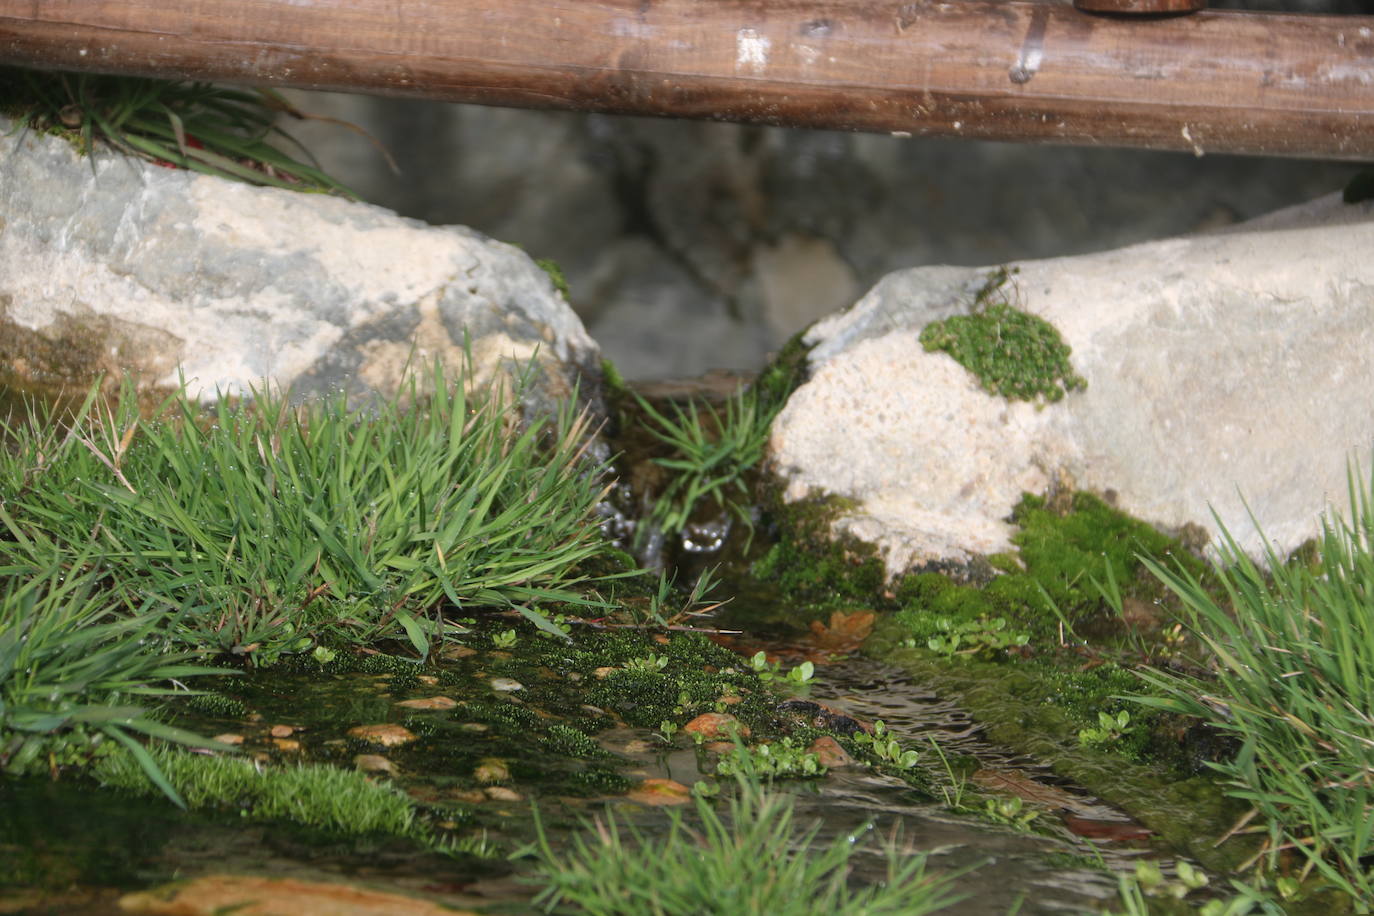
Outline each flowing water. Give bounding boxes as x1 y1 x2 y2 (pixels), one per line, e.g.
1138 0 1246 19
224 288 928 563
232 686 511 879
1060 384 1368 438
2 620 1179 915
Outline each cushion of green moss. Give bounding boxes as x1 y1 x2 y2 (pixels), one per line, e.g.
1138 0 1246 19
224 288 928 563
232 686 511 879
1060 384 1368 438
865 618 1253 873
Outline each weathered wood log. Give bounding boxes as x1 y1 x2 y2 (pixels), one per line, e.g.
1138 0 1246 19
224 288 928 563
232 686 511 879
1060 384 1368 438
1 0 1372 159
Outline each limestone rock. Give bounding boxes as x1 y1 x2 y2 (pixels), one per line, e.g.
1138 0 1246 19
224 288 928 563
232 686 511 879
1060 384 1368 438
0 120 598 416
769 194 1374 573
282 91 1353 380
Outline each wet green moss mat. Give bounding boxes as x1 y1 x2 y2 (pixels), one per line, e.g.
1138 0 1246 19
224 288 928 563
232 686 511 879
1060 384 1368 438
864 617 1253 875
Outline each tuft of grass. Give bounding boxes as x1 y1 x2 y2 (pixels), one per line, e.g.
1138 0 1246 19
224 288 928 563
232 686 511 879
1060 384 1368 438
0 363 617 665
1 66 358 196
524 775 962 915
1130 465 1374 903
919 267 1086 404
633 386 781 546
0 560 230 807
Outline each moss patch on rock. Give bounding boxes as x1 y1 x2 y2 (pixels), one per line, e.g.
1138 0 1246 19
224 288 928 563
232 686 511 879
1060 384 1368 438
919 267 1086 404
894 491 1208 640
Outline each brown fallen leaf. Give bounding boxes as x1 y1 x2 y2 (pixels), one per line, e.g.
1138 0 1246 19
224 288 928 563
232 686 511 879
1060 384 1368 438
806 610 876 653
626 778 693 806
118 874 477 915
971 768 1095 814
1061 814 1154 842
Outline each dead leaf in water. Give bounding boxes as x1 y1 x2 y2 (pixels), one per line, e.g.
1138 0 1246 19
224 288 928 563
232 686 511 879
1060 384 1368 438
971 768 1094 813
806 610 876 653
118 874 474 916
1061 814 1154 842
626 778 692 806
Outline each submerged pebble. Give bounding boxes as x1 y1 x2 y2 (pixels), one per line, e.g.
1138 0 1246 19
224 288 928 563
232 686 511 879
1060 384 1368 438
347 724 417 747
354 754 396 775
395 696 458 710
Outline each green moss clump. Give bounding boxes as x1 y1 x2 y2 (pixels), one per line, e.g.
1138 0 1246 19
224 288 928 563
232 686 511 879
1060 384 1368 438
536 258 571 300
543 725 607 759
919 268 1086 404
894 491 1205 639
752 328 815 412
184 692 249 719
753 493 887 606
560 766 632 797
94 745 418 838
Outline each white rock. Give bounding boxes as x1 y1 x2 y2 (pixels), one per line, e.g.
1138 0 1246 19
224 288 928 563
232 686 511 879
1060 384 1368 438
770 194 1374 574
0 120 598 413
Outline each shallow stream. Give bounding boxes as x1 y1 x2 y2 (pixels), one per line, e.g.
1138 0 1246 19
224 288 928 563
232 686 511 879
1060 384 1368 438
1 613 1188 916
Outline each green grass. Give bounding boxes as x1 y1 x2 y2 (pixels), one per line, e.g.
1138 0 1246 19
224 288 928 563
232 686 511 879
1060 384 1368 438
1 65 357 196
1 365 617 666
633 386 781 545
0 561 230 806
1131 467 1374 905
524 776 962 915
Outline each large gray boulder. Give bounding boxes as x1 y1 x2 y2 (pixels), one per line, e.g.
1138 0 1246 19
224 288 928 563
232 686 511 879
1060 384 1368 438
769 194 1374 573
281 91 1354 381
0 120 598 413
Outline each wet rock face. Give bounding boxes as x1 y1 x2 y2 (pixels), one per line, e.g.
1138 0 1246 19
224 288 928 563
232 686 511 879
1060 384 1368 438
0 119 599 414
769 194 1374 572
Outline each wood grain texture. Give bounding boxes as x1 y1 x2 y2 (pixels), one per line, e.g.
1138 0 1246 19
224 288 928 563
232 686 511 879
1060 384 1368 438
1 0 1372 158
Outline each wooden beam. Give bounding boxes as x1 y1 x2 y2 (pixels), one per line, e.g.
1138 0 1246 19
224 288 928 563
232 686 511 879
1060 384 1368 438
1 0 1372 159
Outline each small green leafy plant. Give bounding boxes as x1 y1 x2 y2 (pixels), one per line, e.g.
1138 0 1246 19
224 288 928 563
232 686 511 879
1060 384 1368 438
748 651 815 692
715 737 826 780
912 615 1030 659
982 796 1039 832
1077 710 1132 750
851 720 920 769
919 267 1086 405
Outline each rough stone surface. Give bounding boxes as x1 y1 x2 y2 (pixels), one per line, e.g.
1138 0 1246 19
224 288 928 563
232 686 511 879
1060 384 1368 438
0 120 599 412
769 194 1374 571
281 91 1358 379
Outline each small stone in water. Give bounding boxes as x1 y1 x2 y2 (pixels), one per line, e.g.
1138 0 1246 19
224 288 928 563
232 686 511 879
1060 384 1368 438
272 738 301 752
458 723 490 733
212 733 245 746
490 677 524 692
683 712 749 739
354 754 395 775
347 724 417 747
484 786 522 802
808 736 856 768
269 724 295 738
474 758 510 783
395 696 458 710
